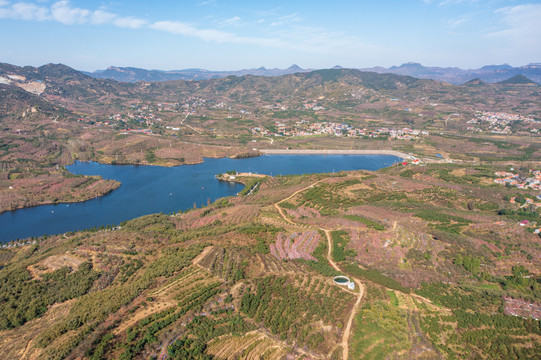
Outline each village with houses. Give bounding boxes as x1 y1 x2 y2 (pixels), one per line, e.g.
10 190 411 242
251 120 429 140
466 111 539 134
494 170 541 234
494 170 541 192
77 102 170 135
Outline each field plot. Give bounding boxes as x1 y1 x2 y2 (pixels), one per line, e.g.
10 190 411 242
207 331 289 360
347 223 447 288
349 293 439 359
292 274 352 305
114 266 219 335
250 252 306 277
285 205 322 219
258 176 281 191
174 204 259 231
416 283 541 359
197 246 248 283
0 299 75 360
108 266 226 359
503 296 541 320
240 275 355 356
269 231 321 260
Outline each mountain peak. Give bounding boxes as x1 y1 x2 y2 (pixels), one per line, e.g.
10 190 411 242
463 78 486 86
399 62 423 68
497 74 537 85
37 63 88 79
39 63 72 70
288 64 302 70
480 64 513 71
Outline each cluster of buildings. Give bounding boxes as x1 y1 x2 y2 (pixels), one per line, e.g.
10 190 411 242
180 97 209 109
377 127 429 140
107 105 164 134
75 103 170 135
494 170 541 232
302 101 325 111
510 196 541 209
252 120 428 140
262 103 289 111
156 102 177 112
402 158 422 166
212 101 227 108
467 111 537 134
261 99 326 111
494 170 541 191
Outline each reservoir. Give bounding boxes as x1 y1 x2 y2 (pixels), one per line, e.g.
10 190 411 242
0 154 400 242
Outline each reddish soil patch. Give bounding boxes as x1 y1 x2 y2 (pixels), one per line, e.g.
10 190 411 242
270 231 321 261
503 296 541 320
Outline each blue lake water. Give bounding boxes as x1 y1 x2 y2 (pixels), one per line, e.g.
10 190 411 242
0 154 400 242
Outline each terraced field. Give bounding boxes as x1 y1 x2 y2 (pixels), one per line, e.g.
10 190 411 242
269 231 321 260
208 331 289 360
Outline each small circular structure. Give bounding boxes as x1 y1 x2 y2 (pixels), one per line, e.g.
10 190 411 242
333 275 351 285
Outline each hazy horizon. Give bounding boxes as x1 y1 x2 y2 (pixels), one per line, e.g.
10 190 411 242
1 1 540 71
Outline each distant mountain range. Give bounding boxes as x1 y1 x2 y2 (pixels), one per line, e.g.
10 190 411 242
0 63 541 113
361 62 541 85
82 64 309 82
82 62 541 84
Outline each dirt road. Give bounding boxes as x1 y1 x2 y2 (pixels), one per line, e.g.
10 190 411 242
274 182 365 360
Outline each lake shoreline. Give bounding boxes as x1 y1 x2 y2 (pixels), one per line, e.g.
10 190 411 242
93 149 408 168
0 178 121 216
259 149 408 159
1 150 404 215
1 154 402 242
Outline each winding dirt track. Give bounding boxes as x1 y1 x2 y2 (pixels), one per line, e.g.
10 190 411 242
274 181 365 360
322 229 365 360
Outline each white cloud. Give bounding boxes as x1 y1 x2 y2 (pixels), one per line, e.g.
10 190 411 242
438 0 478 6
445 15 468 29
270 13 300 27
91 9 116 25
485 4 541 62
150 21 198 36
197 0 216 6
0 2 50 21
150 20 281 46
489 4 541 42
51 0 89 25
114 17 146 29
0 1 379 57
0 1 146 28
219 16 241 27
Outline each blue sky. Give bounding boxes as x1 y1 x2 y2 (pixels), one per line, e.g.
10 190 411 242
0 0 540 71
